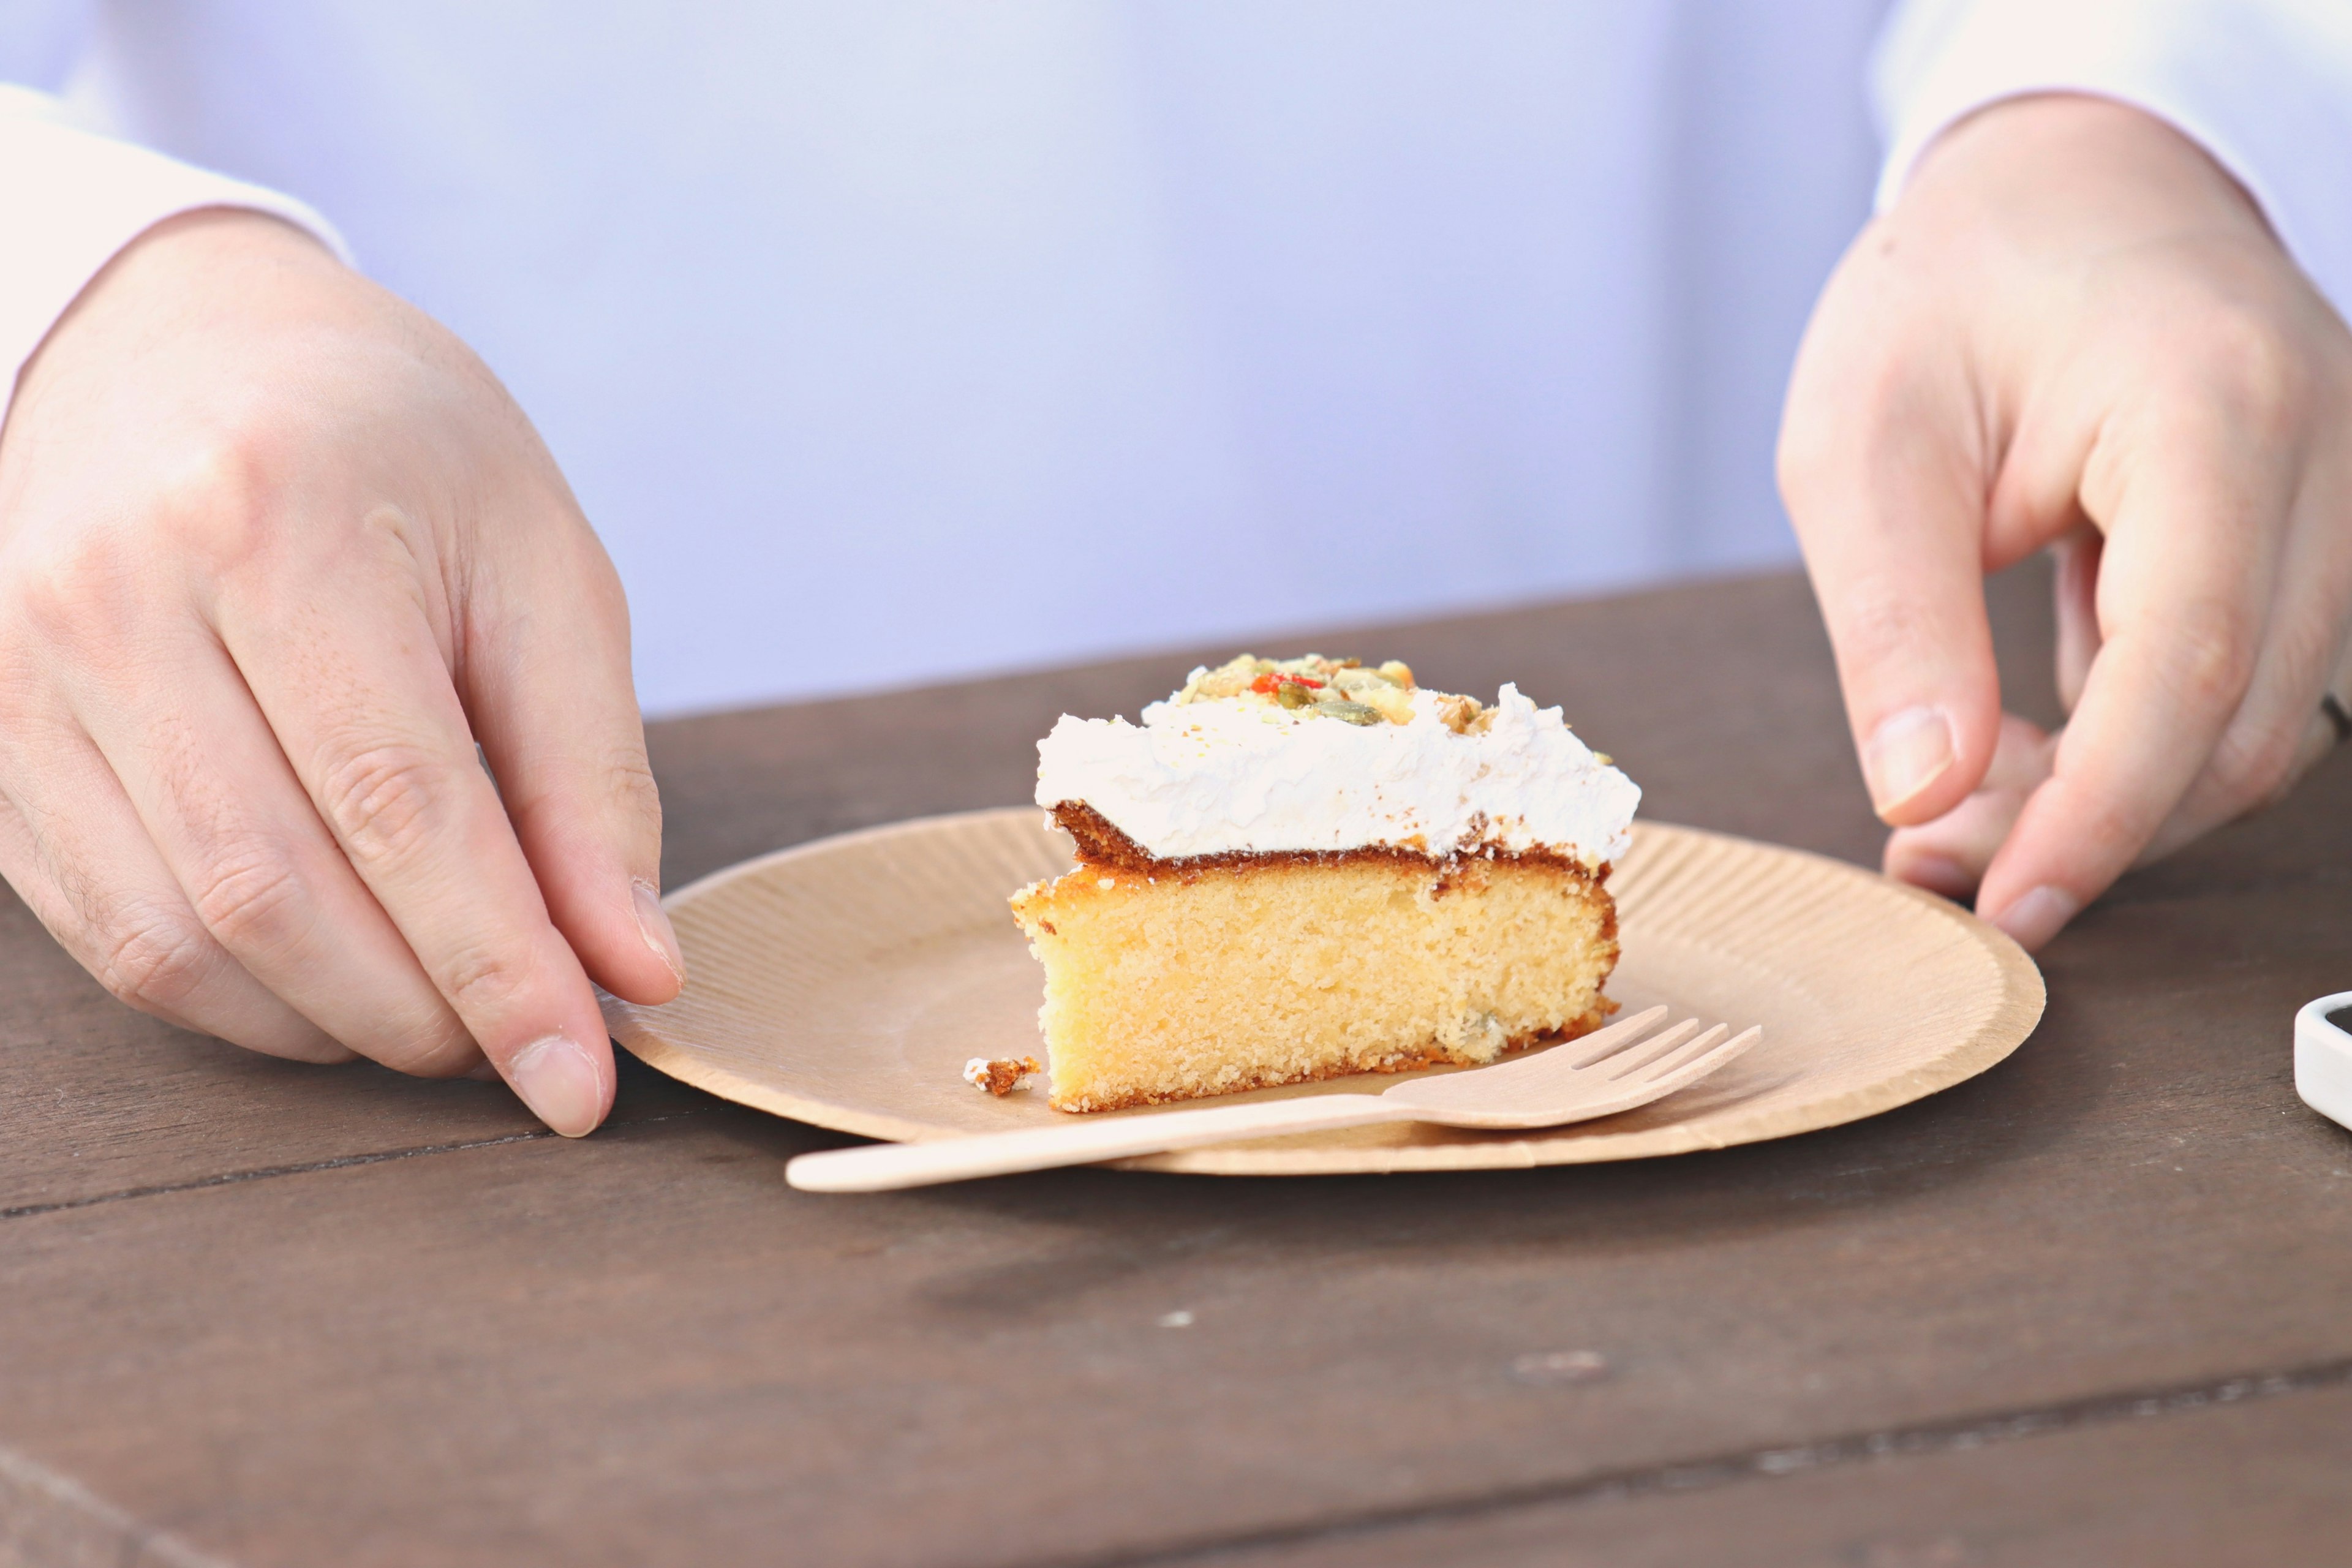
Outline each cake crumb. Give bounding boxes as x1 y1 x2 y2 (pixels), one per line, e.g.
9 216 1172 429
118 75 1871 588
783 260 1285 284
963 1055 1044 1096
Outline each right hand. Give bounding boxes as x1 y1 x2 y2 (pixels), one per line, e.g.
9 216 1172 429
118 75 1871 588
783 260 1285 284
1779 96 2352 948
0 208 684 1135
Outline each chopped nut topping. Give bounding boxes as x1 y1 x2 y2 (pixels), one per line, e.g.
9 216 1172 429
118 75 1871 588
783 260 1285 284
1435 693 1485 734
1352 681 1417 724
963 1055 1044 1096
1166 652 1534 741
1174 653 1423 724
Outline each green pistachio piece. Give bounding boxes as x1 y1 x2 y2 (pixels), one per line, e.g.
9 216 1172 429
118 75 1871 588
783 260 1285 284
1316 699 1383 725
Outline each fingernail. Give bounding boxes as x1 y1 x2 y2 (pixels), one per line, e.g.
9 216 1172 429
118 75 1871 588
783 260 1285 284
1864 706 1957 818
508 1034 606 1137
632 879 686 986
1988 884 2079 950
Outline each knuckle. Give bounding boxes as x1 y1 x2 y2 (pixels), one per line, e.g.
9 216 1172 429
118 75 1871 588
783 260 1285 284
603 745 662 824
317 743 448 869
95 906 216 1013
10 532 141 650
501 741 662 848
1777 256 1939 505
189 846 310 957
368 1016 481 1079
578 544 633 626
1777 360 1889 514
4 429 289 649
2156 600 2258 712
2207 723 2301 812
437 938 533 1022
1779 361 1970 552
1830 577 1926 671
2059 787 2148 871
149 426 288 572
2187 307 2309 434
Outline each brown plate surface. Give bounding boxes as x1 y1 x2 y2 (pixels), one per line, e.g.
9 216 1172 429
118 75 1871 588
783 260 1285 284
602 809 2043 1175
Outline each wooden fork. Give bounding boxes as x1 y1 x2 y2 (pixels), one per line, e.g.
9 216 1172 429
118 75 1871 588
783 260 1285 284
785 1005 1760 1192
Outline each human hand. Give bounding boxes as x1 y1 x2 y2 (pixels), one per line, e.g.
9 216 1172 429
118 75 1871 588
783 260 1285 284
0 209 684 1133
1779 95 2352 949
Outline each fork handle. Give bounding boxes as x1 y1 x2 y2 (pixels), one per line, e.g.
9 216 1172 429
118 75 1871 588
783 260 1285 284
785 1094 1415 1192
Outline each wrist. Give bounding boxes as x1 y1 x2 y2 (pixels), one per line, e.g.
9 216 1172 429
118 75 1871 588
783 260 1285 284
10 208 352 431
1901 93 2273 251
114 206 344 273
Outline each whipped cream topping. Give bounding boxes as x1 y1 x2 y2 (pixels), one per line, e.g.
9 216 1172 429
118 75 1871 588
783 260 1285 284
1034 680 1639 867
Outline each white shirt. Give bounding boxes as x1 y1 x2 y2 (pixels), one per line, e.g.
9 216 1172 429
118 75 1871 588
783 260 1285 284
2 2 2346 715
1874 0 2352 304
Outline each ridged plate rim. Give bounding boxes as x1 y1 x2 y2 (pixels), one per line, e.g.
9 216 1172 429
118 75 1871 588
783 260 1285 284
603 808 2044 1175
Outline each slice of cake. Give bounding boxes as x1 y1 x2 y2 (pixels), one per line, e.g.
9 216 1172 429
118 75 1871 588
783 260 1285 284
1008 654 1640 1112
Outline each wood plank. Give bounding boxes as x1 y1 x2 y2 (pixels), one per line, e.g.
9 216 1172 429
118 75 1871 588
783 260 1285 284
0 888 714 1214
17 556 2352 1565
1196 1376 2352 1567
0 751 2346 1566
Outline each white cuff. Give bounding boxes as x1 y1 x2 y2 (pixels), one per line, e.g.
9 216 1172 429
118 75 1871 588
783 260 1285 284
1872 0 2352 319
0 85 351 423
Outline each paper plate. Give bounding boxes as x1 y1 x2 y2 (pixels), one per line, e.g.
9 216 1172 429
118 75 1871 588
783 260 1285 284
601 809 2043 1175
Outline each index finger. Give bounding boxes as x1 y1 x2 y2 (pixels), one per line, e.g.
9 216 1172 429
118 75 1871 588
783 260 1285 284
216 505 612 1135
1779 267 2004 826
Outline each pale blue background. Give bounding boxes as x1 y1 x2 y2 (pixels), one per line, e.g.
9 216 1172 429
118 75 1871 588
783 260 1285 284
7 2 1891 714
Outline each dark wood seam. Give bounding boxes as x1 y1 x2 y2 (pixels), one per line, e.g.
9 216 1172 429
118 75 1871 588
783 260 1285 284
1041 1355 2352 1568
0 1112 704 1222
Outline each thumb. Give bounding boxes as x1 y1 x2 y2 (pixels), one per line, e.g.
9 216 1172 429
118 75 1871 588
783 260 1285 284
1779 280 2002 826
1881 712 2057 897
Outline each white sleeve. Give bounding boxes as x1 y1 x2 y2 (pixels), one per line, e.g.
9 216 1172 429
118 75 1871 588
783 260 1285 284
0 85 350 421
1872 0 2352 318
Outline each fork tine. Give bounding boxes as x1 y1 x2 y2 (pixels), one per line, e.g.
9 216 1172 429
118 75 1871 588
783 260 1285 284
1641 1024 1762 1090
1595 1019 1702 1079
1611 1022 1727 1082
1564 1023 1765 1125
1559 1004 1671 1068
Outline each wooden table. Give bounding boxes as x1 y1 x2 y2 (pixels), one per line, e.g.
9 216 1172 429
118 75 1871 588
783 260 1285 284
5 563 2348 1567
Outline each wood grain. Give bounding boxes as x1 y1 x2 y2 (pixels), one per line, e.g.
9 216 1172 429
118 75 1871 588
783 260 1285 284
8 560 2352 1565
1196 1377 2352 1567
6 936 2352 1568
0 881 710 1216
